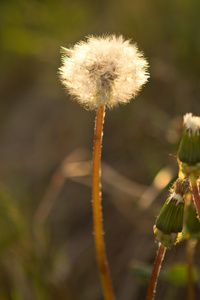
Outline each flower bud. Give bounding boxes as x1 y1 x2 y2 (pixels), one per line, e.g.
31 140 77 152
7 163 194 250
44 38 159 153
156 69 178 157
153 228 178 248
178 113 200 178
154 179 188 247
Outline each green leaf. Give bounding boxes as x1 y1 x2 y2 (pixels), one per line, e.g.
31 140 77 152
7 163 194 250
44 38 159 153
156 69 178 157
164 263 198 286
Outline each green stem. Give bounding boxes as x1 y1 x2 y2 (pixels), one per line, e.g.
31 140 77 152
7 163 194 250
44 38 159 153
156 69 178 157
146 243 166 300
186 239 197 300
92 105 115 300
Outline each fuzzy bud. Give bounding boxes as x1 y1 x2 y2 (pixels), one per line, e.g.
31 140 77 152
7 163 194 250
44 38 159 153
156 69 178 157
178 113 200 178
154 179 189 247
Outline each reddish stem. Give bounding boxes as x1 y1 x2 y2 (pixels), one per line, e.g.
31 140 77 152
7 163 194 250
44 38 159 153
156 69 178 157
190 174 200 220
146 243 166 300
92 106 115 300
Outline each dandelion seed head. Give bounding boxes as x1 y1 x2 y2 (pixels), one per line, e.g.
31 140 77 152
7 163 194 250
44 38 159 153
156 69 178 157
184 113 200 135
59 35 149 109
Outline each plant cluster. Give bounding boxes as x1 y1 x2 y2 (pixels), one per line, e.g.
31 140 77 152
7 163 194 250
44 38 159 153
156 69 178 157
59 35 200 300
147 113 200 300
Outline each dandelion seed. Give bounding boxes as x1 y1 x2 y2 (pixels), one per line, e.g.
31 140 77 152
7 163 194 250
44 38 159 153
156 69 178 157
58 34 149 300
59 35 149 109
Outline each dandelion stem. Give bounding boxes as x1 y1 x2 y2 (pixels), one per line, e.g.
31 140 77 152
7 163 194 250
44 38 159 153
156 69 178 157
92 105 115 300
190 174 200 220
146 243 166 300
186 239 197 300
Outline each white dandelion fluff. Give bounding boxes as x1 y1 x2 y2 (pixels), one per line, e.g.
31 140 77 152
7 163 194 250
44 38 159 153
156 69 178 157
59 35 149 109
184 113 200 135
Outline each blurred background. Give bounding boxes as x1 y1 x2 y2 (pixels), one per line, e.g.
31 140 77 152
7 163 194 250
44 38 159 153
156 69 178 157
1 0 200 299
